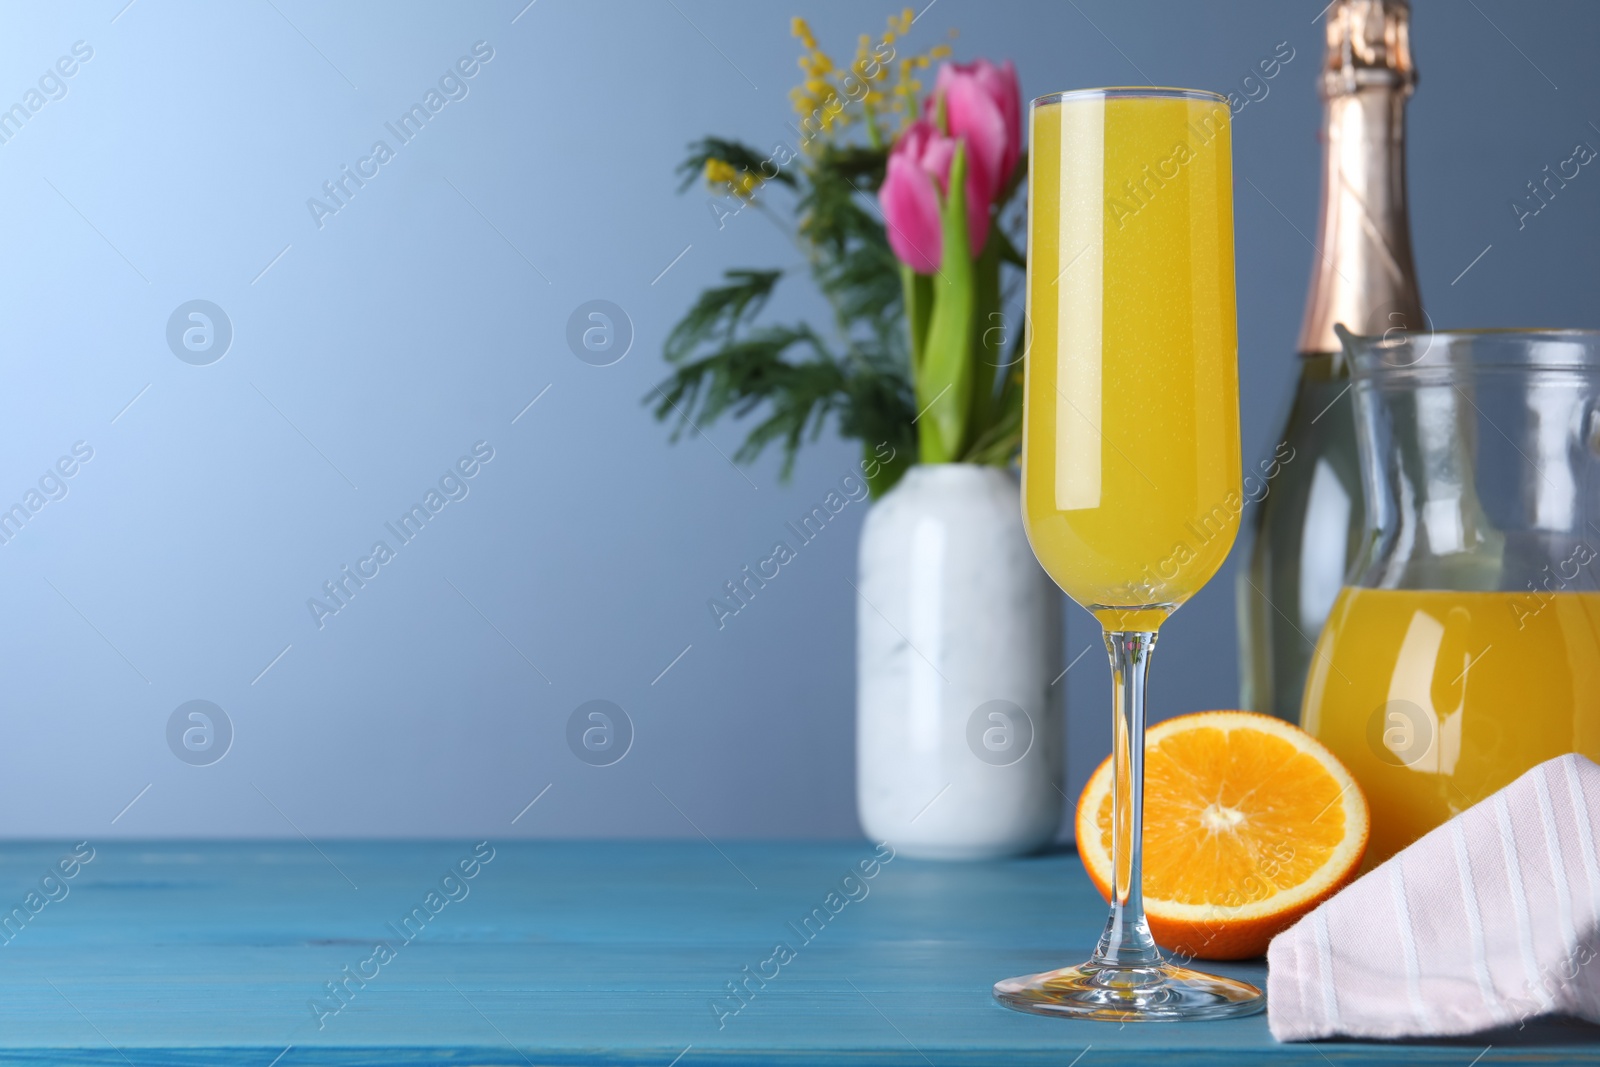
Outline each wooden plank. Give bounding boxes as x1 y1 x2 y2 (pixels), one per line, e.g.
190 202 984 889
0 842 1590 1064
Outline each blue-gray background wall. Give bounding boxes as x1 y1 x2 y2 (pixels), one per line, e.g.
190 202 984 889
0 0 1594 839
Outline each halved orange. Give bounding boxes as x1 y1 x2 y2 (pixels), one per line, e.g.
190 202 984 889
1076 710 1369 960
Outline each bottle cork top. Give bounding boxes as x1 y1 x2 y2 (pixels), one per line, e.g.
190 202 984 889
1323 0 1415 96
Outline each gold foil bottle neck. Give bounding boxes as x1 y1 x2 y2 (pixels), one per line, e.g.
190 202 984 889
1323 0 1416 96
1296 0 1423 355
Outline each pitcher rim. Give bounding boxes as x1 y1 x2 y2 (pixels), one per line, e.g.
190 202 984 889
1337 324 1600 376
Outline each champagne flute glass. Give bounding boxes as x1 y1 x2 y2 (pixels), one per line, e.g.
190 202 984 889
993 87 1265 1020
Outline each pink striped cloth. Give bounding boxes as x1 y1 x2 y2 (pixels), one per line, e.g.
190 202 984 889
1268 753 1600 1041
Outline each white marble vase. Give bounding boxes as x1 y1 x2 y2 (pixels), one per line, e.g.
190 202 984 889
855 464 1064 859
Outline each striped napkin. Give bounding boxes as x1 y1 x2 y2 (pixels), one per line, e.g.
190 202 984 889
1268 753 1600 1041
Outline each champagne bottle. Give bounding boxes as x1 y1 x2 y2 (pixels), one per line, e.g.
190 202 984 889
1239 0 1424 721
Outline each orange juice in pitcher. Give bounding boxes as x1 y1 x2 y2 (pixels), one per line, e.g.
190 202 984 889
1301 328 1600 867
1303 586 1600 866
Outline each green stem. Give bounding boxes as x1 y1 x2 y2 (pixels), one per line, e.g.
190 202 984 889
865 102 883 150
864 439 910 498
901 263 932 378
964 224 1003 453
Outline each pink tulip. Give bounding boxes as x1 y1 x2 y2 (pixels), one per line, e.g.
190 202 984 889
880 118 997 274
930 59 1023 196
880 58 1023 274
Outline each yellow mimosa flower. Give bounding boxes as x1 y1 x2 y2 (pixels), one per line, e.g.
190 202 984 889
704 158 762 201
788 8 958 142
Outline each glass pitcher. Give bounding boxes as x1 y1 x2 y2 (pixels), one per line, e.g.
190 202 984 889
1302 327 1600 868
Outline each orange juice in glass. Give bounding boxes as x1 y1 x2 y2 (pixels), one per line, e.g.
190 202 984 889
1022 91 1240 631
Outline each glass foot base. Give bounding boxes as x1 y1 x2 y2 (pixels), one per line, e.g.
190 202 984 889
994 960 1265 1022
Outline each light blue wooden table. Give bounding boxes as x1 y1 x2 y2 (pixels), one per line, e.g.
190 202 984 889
0 841 1593 1064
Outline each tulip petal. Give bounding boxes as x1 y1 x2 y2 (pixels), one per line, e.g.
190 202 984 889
919 134 956 190
975 60 1023 178
941 76 1008 199
880 153 944 274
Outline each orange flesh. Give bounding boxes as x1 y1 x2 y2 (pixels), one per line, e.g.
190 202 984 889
1095 726 1347 907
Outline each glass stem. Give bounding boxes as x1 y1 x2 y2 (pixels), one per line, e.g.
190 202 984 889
1092 629 1163 970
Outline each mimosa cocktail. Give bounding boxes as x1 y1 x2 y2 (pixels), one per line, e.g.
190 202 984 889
995 88 1262 1022
1023 93 1240 631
